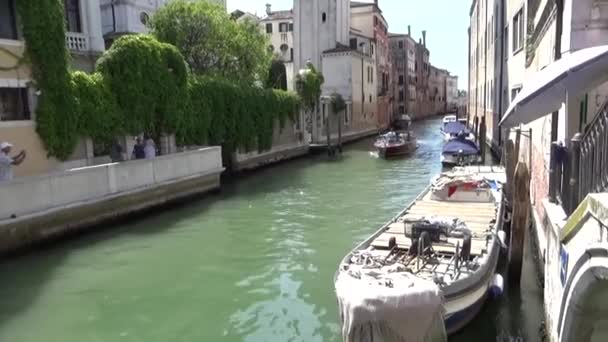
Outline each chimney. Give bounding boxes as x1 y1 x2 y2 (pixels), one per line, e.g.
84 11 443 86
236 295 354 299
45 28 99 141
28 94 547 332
407 25 411 36
374 0 378 6
266 3 271 15
422 30 426 47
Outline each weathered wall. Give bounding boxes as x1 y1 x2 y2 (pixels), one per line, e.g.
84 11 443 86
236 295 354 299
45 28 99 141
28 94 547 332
0 123 60 177
0 147 223 220
233 119 308 171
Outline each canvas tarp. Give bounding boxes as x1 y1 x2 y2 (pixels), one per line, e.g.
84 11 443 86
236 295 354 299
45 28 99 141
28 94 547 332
335 262 447 342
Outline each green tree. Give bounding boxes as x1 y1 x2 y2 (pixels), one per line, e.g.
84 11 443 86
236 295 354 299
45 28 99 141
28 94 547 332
150 0 271 83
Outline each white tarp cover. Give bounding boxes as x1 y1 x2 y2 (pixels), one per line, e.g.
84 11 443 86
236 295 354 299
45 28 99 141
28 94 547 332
335 263 447 342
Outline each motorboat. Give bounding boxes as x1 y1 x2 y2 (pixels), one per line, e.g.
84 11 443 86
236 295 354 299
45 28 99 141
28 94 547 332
442 121 475 141
441 133 481 166
334 166 507 339
374 131 417 159
393 114 413 133
442 114 457 131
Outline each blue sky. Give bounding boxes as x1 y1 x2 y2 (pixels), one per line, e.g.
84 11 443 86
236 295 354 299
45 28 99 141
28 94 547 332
227 0 470 90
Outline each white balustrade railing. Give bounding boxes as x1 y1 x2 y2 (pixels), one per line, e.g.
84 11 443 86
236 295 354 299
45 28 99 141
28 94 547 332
65 32 89 52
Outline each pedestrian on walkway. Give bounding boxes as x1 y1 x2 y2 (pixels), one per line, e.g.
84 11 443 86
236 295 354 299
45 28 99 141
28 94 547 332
132 137 146 160
0 142 26 182
109 139 124 162
144 135 156 159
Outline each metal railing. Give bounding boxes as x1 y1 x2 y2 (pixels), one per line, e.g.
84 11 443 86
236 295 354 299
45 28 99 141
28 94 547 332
550 101 608 214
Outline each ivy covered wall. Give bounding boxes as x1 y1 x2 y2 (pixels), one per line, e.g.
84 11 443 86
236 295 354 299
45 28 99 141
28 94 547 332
15 0 300 162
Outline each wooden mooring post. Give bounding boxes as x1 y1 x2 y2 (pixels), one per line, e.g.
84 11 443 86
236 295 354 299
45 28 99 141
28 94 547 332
480 116 487 164
505 139 516 208
508 161 530 286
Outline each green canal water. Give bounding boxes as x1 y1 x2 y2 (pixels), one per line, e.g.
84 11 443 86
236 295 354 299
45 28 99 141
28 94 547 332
0 118 544 341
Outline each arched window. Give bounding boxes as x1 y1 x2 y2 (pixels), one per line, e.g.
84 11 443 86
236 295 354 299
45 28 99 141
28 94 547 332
280 44 289 52
140 12 150 25
322 12 327 23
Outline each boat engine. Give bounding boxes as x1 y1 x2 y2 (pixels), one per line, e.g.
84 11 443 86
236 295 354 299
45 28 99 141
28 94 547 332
408 220 450 242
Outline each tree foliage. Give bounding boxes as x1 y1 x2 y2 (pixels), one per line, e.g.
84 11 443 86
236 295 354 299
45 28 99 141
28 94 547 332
150 0 272 83
296 62 324 111
96 35 189 136
267 59 288 90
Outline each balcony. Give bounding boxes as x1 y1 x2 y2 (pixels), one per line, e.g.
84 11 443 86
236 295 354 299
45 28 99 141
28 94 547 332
551 100 608 215
65 32 89 52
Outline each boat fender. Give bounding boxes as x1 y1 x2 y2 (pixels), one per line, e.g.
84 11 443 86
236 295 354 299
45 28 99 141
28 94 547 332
489 274 504 299
497 231 508 249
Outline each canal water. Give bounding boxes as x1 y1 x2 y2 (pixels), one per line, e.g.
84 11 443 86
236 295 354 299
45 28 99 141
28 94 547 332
0 118 544 342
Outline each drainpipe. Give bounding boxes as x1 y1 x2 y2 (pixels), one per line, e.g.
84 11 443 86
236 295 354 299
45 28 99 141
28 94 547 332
498 0 505 147
111 0 117 34
551 0 564 142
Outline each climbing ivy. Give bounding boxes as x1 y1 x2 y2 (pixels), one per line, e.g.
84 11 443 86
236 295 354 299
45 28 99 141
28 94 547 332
296 62 324 111
17 0 77 160
331 93 347 114
96 35 189 137
16 0 299 161
180 76 300 153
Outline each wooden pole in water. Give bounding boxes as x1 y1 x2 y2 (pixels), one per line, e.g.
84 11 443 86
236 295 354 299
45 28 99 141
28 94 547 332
326 105 332 156
509 161 530 286
338 110 343 153
480 115 487 164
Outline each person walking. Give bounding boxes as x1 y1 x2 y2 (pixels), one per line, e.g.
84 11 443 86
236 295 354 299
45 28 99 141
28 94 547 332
0 142 26 182
132 137 145 160
109 139 124 162
144 136 156 159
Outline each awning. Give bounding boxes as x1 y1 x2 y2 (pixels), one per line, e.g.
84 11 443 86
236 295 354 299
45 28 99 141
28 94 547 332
499 45 608 128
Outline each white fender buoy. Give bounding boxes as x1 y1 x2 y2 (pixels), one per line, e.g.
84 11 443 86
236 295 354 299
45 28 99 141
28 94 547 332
489 274 504 299
497 231 508 249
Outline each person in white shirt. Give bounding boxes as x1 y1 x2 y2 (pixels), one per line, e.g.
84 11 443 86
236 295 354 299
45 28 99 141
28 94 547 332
0 142 26 182
144 136 156 159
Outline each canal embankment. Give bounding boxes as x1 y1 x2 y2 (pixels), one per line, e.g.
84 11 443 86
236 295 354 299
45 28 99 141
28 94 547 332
0 147 224 256
0 118 545 342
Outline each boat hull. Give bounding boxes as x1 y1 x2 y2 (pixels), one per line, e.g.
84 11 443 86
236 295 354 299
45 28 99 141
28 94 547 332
441 153 481 166
334 167 506 338
376 142 417 158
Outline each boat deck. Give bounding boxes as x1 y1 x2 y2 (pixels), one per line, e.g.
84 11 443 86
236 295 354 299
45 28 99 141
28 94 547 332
370 166 505 260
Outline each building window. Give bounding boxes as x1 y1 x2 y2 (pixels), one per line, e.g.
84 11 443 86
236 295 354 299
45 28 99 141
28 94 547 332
0 0 18 40
350 38 357 49
374 16 378 26
266 23 273 33
279 22 289 33
290 48 294 61
512 9 524 53
0 88 30 121
399 91 404 102
511 86 522 101
399 105 405 114
289 23 294 32
399 75 404 85
398 41 403 49
280 44 288 52
369 95 372 103
322 12 327 23
64 0 82 33
140 12 150 25
371 44 374 55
